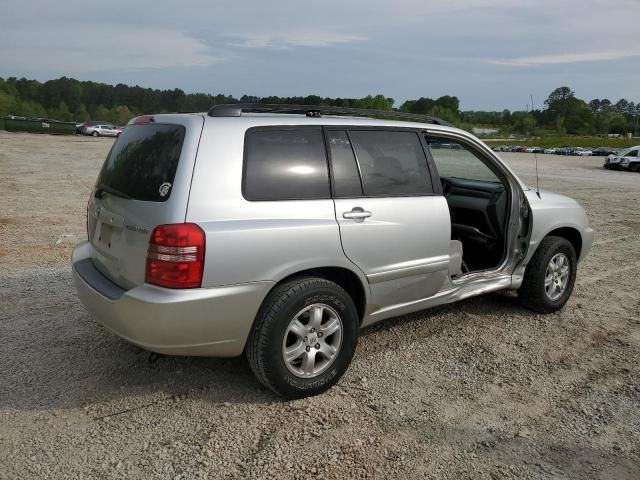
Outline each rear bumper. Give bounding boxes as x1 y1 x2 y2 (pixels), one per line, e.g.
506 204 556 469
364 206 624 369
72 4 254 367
72 241 273 357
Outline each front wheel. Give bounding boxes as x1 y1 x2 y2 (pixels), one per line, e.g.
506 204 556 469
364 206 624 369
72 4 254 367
246 277 359 399
92 131 99 137
518 236 577 314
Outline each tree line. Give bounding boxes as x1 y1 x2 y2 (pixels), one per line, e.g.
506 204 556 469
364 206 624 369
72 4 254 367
0 76 637 136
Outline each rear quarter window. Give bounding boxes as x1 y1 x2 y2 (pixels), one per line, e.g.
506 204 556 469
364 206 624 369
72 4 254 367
348 130 433 196
243 127 330 201
97 124 185 202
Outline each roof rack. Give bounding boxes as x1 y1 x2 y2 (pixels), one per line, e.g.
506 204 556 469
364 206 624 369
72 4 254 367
207 103 453 127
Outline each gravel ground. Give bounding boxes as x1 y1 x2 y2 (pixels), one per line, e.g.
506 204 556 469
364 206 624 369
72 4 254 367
1 130 639 479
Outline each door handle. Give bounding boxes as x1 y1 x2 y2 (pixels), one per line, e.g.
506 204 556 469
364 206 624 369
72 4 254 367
342 207 372 221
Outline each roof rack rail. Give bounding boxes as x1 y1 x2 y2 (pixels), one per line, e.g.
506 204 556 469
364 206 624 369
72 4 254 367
207 103 453 127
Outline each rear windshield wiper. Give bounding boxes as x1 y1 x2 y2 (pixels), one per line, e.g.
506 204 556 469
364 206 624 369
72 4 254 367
95 183 132 200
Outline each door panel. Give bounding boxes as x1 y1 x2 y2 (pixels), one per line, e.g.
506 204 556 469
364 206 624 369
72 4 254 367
334 196 451 305
326 127 452 307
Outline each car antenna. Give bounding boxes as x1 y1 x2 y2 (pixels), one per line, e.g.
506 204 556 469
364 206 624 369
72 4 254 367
530 92 541 198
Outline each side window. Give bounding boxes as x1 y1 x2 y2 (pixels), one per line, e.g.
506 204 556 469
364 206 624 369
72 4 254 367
244 127 330 201
426 138 501 183
348 130 433 196
627 150 638 157
326 130 363 197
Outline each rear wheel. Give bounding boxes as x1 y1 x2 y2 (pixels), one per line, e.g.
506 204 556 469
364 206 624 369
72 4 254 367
246 277 359 398
92 131 99 137
518 236 577 314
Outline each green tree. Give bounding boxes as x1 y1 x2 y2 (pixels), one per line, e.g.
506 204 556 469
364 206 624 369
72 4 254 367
544 87 594 134
0 90 15 115
113 105 134 125
588 99 601 113
511 111 535 135
608 115 628 134
545 86 574 106
51 101 72 121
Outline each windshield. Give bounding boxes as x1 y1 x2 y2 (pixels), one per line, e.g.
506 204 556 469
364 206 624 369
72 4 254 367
96 124 185 202
617 148 634 157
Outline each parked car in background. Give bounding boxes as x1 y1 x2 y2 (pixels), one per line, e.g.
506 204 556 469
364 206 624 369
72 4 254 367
543 148 558 154
555 147 571 155
573 148 593 156
72 104 593 398
525 147 544 153
84 124 123 137
592 147 617 157
78 120 107 134
604 146 640 171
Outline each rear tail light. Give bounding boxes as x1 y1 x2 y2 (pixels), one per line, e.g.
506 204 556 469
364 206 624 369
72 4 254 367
134 115 155 125
145 223 206 289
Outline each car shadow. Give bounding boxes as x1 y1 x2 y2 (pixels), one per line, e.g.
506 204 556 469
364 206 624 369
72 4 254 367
360 289 523 341
0 270 278 412
1 269 528 413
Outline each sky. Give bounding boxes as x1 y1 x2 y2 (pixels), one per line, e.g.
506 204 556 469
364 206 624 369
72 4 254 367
1 0 639 110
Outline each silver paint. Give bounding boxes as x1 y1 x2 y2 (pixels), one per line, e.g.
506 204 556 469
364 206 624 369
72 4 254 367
72 112 593 357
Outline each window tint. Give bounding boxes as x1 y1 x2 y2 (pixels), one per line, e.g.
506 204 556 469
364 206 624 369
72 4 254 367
97 124 185 202
628 150 638 157
327 130 363 197
244 128 330 201
426 139 500 183
348 130 432 196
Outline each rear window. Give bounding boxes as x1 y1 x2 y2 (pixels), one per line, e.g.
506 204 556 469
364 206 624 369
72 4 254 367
97 124 185 202
243 127 330 201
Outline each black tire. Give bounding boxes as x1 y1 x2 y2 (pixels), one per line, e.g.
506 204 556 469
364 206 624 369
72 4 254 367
518 236 577 314
629 162 640 172
92 131 99 137
246 277 359 399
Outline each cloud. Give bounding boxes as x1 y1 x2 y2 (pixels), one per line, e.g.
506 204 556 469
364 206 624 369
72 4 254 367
0 25 221 74
229 29 366 49
486 50 640 67
1 0 640 109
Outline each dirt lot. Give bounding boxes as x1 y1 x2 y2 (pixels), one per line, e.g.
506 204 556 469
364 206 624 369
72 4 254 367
1 130 639 479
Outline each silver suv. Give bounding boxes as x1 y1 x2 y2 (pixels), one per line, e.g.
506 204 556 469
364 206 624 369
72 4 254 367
603 146 640 171
72 104 593 398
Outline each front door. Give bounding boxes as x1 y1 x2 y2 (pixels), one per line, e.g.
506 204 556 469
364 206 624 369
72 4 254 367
326 128 451 308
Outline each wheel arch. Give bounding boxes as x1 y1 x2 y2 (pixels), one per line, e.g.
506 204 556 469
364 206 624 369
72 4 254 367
264 266 369 325
514 223 586 289
546 226 582 259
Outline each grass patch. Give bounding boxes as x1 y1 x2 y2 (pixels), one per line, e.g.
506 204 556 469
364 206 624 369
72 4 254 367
483 136 639 149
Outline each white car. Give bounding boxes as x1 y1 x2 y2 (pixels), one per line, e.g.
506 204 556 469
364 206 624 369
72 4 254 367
604 146 640 171
84 124 122 137
574 149 592 156
543 148 557 154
